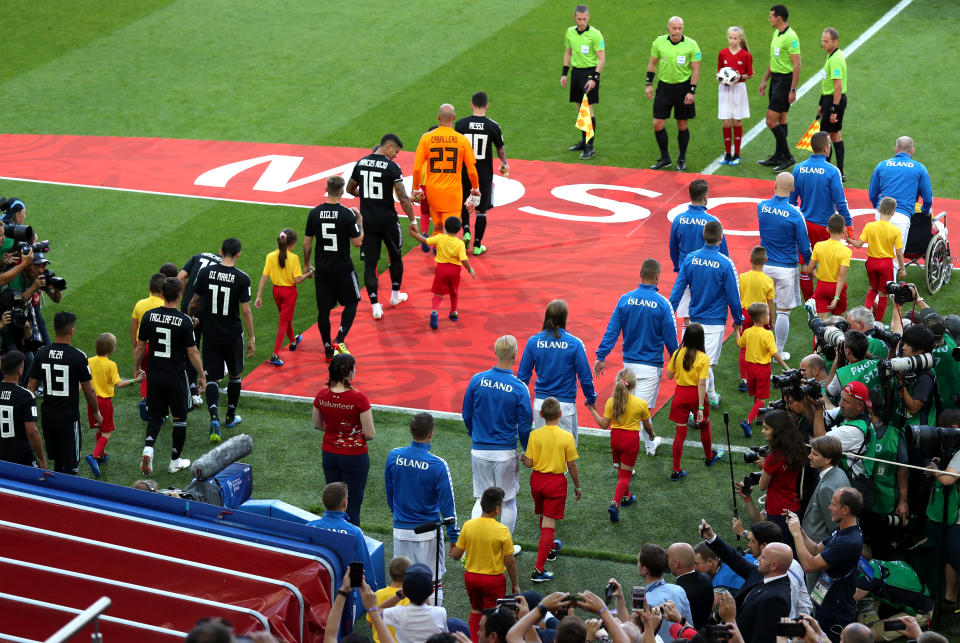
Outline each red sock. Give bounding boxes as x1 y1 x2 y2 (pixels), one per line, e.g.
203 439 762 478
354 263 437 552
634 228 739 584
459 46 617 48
431 294 442 309
874 295 889 321
672 423 687 471
799 273 814 300
738 347 747 380
536 526 556 572
723 126 732 155
469 612 482 643
93 433 109 459
865 289 877 311
273 323 287 354
734 125 743 155
701 421 713 458
614 467 632 503
747 398 765 424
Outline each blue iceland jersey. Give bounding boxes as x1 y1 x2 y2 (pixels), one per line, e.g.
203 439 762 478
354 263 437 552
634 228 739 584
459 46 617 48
868 152 933 216
758 195 812 268
596 284 678 367
517 329 597 405
669 204 730 272
462 367 532 450
669 245 743 326
790 154 851 227
384 441 459 542
307 510 376 585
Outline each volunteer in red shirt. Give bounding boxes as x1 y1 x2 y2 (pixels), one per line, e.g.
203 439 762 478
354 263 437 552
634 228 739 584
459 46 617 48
313 353 376 525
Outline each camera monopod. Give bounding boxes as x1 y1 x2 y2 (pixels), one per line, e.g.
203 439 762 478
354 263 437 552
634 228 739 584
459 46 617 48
723 412 740 539
414 517 457 605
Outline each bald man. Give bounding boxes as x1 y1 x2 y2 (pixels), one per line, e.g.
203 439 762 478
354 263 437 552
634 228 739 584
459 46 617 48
668 542 714 628
868 136 933 248
733 542 793 642
412 104 481 232
646 16 701 171
757 172 812 361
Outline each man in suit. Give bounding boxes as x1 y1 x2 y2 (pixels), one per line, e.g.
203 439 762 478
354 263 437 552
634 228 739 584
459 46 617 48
700 519 812 617
668 542 714 628
716 542 793 643
802 435 850 588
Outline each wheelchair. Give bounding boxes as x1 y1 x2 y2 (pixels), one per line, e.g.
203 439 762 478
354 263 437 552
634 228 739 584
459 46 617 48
903 210 952 294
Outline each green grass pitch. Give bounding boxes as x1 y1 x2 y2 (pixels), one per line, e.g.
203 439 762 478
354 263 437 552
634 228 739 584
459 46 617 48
4 0 960 625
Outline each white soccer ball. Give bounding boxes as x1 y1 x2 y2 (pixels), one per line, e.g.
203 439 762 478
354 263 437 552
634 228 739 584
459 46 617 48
716 67 740 86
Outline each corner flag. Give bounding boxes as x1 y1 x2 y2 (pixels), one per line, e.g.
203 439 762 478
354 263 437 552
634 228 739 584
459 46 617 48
576 96 594 143
795 118 821 151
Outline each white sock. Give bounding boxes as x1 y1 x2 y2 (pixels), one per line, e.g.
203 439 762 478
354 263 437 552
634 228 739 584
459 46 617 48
471 499 483 521
775 312 790 353
500 498 518 534
707 366 717 397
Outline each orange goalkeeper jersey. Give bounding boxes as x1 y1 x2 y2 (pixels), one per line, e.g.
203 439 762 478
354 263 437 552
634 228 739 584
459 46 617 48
413 126 479 214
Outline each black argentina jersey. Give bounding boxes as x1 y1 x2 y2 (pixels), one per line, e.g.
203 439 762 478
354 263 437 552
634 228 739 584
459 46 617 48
306 203 361 272
194 264 251 338
0 381 37 461
28 343 90 416
180 252 222 313
139 308 196 374
455 116 504 177
349 153 403 227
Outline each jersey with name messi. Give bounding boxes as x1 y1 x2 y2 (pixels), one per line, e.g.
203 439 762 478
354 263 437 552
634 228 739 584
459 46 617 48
769 27 800 74
305 203 361 272
566 25 604 68
821 49 847 94
349 153 404 227
651 35 701 84
138 308 196 374
194 264 252 338
455 116 504 178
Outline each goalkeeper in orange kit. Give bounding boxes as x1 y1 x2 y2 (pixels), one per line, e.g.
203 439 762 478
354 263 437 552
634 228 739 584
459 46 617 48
412 104 480 236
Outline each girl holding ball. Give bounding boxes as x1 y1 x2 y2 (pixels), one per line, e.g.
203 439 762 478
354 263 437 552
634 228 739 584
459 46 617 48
717 26 753 165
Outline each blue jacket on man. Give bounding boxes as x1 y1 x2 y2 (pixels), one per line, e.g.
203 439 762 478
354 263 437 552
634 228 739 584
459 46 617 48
307 510 376 586
789 154 851 227
669 245 743 327
463 367 532 450
596 284 677 368
758 195 812 268
669 204 730 272
384 441 459 542
517 329 597 405
868 152 933 216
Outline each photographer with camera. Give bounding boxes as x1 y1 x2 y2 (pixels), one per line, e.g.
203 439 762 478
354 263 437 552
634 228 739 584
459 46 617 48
847 307 893 360
923 313 960 412
506 591 630 643
921 409 960 609
885 325 937 431
812 382 877 488
854 547 934 640
824 331 881 403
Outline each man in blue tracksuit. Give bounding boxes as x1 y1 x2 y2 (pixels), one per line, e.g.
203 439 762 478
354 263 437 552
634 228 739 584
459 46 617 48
790 131 851 301
868 136 933 248
595 258 678 455
669 221 743 406
669 179 729 323
518 299 596 444
462 334 532 541
759 172 812 359
385 413 459 604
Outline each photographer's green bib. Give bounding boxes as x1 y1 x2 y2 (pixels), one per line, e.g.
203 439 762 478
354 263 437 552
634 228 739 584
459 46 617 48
836 359 882 394
927 478 959 524
933 335 960 410
871 425 903 514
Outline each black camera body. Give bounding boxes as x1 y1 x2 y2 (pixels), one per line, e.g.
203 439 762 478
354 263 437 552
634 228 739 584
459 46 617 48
907 424 960 455
872 327 901 349
0 289 29 327
809 317 848 351
885 281 916 305
770 370 822 399
743 445 769 464
42 269 66 290
741 471 762 496
13 240 49 256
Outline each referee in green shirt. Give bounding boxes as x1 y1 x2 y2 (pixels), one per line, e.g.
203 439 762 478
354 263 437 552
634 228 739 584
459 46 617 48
818 28 847 181
758 4 801 172
645 16 701 171
562 4 605 160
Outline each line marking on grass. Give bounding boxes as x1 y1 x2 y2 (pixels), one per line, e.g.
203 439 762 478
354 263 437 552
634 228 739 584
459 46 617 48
700 0 916 175
241 389 755 454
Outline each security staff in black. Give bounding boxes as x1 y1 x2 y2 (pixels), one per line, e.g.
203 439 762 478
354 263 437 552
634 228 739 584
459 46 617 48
561 5 605 159
346 133 415 320
137 277 205 476
304 175 364 361
0 350 45 469
27 311 100 475
189 237 254 441
177 250 221 402
455 91 509 253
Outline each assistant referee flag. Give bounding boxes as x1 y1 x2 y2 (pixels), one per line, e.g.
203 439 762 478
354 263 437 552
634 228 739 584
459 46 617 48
576 96 594 143
795 118 820 151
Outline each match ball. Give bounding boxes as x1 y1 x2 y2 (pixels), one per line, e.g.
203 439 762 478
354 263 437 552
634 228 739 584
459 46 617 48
716 67 739 86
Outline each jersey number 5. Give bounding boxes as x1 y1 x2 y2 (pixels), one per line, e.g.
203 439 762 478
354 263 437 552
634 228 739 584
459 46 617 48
41 363 70 397
465 134 488 160
321 222 338 252
429 147 459 173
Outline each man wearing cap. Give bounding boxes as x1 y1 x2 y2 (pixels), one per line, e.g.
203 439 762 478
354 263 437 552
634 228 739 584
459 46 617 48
381 563 449 643
385 412 459 605
811 380 876 480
